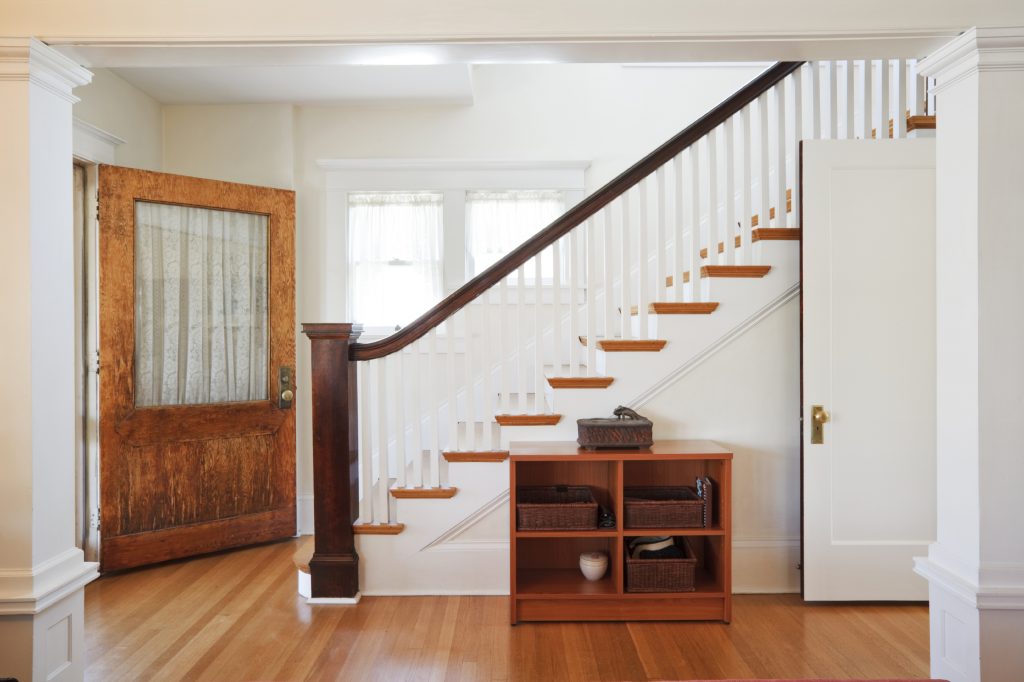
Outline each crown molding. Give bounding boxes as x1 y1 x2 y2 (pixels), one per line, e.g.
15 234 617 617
73 118 125 164
919 26 1024 94
0 38 92 102
317 158 591 171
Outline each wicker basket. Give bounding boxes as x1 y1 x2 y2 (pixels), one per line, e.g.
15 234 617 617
625 537 698 593
623 478 713 529
516 485 598 531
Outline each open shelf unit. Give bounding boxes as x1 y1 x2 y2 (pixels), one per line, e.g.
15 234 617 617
509 440 732 624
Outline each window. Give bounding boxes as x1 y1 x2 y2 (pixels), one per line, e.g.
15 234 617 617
348 191 443 329
466 190 566 280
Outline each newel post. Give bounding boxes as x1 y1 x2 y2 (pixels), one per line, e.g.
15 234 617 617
301 322 363 600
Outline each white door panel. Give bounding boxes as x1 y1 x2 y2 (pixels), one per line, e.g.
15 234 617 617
803 140 936 601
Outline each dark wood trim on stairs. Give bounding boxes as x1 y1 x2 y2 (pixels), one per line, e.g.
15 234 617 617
348 62 803 361
578 338 668 352
495 414 563 426
443 451 511 462
391 487 459 499
353 524 406 535
631 302 720 315
546 377 615 388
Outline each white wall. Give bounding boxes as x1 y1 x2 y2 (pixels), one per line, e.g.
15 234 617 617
73 68 162 170
644 296 801 593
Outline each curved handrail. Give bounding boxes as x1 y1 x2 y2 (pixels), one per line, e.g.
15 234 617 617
351 61 804 361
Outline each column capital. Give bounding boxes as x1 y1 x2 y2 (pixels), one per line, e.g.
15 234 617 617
919 26 1024 93
0 37 91 102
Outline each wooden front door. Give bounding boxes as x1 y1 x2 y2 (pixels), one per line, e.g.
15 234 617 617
98 165 296 572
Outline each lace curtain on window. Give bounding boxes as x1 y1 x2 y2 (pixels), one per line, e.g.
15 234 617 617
134 202 269 406
466 189 566 280
348 191 444 328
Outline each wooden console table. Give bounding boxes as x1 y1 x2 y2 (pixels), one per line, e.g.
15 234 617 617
509 440 732 624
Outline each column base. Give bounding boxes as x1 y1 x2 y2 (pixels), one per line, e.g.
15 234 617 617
309 553 359 600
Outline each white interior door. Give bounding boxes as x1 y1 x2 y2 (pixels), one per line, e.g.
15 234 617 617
802 139 936 601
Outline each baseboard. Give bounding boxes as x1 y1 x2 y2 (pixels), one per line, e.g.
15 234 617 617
732 537 800 594
297 494 314 536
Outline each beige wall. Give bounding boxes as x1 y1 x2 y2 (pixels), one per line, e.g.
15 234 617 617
73 68 162 170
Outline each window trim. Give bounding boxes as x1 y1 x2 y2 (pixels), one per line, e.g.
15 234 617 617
321 159 589 338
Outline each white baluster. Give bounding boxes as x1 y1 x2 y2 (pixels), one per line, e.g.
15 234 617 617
638 179 649 338
863 59 873 140
620 193 632 339
656 167 668 304
358 360 372 522
394 352 407 489
569 230 580 377
708 127 719 261
896 58 908 138
499 278 510 414
517 265 527 413
429 328 441 487
673 153 685 300
776 78 788 228
829 60 839 140
446 315 458 451
880 58 891 139
480 296 494 451
724 116 736 265
846 59 856 139
741 105 753 265
792 66 803 229
811 61 822 139
690 143 702 301
463 306 476 450
585 219 597 377
376 358 390 517
534 254 543 413
759 91 771 234
552 237 563 375
412 339 424 488
601 209 615 341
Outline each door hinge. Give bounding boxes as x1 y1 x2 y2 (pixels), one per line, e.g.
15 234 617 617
89 509 101 531
93 349 101 375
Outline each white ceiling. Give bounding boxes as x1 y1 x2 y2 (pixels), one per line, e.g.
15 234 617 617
107 64 474 105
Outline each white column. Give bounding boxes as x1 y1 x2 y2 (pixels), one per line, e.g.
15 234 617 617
914 27 1024 682
0 38 96 682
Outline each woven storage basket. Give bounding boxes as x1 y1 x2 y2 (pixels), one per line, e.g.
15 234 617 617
623 477 713 528
516 485 598 531
625 537 698 593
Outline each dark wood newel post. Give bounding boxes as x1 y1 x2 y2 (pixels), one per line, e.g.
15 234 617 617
301 322 363 599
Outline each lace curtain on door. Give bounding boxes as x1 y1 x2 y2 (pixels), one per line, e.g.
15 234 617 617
134 202 269 406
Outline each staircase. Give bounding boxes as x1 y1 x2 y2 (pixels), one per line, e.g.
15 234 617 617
302 59 936 597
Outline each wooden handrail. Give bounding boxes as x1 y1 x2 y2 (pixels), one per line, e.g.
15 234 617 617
351 61 804 361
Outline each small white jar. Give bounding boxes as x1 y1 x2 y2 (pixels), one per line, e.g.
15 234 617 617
579 551 608 581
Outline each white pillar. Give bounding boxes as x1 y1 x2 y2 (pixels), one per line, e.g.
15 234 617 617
914 27 1024 682
0 38 96 682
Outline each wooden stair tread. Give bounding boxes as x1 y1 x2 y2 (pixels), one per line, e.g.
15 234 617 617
443 451 510 462
495 414 563 426
699 228 800 258
546 377 614 389
390 487 459 499
700 265 771 278
630 302 719 315
353 523 406 535
578 337 667 352
293 536 314 574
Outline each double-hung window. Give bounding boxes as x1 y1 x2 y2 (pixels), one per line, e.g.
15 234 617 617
347 191 444 330
466 189 566 281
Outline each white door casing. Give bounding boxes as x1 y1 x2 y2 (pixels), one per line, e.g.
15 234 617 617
802 139 936 601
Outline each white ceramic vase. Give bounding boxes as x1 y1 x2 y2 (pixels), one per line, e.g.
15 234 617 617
579 551 608 581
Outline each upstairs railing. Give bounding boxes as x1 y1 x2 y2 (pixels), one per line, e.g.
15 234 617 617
301 59 931 598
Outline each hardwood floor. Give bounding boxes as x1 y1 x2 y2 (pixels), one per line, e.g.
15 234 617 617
85 539 930 681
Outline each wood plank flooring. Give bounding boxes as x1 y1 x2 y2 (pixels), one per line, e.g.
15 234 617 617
85 538 930 681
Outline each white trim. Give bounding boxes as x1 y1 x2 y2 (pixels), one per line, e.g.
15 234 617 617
915 554 1024 611
307 594 362 605
72 118 124 164
0 38 91 102
918 27 1024 93
318 159 590 172
631 283 800 408
0 547 99 616
297 493 315 535
421 489 509 551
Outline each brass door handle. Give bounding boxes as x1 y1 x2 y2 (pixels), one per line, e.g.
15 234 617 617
279 366 295 409
281 389 294 403
811 404 830 444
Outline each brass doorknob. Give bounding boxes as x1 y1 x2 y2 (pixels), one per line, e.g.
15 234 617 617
813 406 830 423
281 389 294 403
